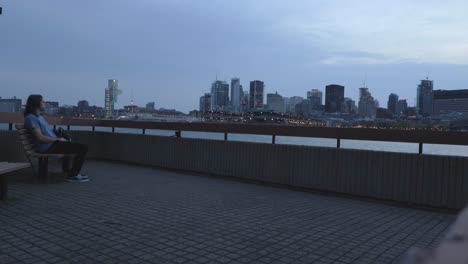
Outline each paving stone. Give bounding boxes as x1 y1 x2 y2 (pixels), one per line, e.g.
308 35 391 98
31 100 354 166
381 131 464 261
0 160 455 264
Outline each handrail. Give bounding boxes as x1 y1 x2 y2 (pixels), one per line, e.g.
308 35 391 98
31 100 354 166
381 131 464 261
1 112 468 148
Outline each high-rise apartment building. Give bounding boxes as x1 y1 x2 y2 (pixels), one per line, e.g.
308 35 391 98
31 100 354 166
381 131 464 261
249 80 264 110
325 85 344 113
417 79 433 116
211 80 229 111
105 79 122 119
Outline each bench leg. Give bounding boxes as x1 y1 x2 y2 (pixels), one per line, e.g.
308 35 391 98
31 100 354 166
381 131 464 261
38 157 49 182
0 175 7 200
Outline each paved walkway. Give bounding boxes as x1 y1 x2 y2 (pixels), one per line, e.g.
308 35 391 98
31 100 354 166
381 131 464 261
0 161 455 264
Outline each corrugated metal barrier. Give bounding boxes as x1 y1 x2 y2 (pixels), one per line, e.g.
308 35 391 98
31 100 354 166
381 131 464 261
1 130 467 209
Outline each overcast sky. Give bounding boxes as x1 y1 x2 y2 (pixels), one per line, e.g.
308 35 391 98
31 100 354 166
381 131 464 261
1 0 468 112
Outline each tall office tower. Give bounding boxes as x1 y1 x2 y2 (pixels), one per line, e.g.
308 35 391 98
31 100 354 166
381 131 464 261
240 92 249 112
210 80 229 111
230 78 243 112
396 99 408 115
105 79 122 119
77 100 90 115
285 96 304 113
249 80 264 110
325 84 345 113
433 89 468 117
307 89 323 105
358 87 377 118
307 89 323 108
344 97 357 114
266 92 285 113
387 93 399 115
146 102 155 112
417 78 433 116
199 93 212 113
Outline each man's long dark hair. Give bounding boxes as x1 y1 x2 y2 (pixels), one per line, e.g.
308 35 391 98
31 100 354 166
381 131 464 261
24 94 43 117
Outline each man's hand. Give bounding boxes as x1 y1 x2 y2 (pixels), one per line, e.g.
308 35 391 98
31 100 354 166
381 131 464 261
57 137 68 142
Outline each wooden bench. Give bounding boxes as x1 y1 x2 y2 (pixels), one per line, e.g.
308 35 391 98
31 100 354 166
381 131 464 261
0 162 30 200
15 124 72 181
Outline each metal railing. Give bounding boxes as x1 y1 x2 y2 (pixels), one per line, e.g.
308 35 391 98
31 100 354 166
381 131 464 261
1 112 468 154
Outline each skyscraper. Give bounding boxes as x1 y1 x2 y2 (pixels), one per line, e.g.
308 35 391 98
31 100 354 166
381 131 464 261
146 102 155 112
105 79 122 119
230 78 243 112
358 87 377 118
325 84 344 113
266 92 284 113
240 91 249 112
285 96 304 113
417 78 433 116
199 93 212 113
433 89 468 117
211 80 229 111
387 93 399 115
249 80 264 110
344 98 357 114
307 89 323 107
396 99 408 116
307 89 323 105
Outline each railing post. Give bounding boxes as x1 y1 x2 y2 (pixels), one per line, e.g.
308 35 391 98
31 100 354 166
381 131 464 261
337 138 341 149
112 127 115 133
142 128 146 135
8 123 12 131
224 132 228 141
175 130 181 138
272 135 276 144
419 143 423 154
92 126 95 132
53 125 56 130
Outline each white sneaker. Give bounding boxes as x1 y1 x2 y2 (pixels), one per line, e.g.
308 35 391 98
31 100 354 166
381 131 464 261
77 174 88 179
67 176 89 183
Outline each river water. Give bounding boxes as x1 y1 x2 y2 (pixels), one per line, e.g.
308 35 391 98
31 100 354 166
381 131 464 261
2 123 467 157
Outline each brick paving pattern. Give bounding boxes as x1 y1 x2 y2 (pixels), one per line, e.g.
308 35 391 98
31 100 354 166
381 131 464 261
0 161 455 264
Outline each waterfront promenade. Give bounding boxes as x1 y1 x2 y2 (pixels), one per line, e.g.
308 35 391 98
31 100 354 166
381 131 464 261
0 161 454 264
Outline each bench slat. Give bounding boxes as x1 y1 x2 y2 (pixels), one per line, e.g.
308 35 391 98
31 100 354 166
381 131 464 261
0 163 30 174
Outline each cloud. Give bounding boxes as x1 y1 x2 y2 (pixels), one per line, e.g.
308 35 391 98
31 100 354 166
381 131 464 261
269 0 468 65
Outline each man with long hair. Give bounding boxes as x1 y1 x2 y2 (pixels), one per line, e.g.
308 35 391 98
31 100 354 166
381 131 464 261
24 94 89 182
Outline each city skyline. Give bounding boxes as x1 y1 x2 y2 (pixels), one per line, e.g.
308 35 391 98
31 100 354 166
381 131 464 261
0 76 457 113
1 1 468 112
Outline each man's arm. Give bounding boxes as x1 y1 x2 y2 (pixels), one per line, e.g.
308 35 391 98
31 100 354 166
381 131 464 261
30 128 67 143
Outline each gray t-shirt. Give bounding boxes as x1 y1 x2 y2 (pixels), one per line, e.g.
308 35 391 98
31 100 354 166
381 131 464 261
24 114 57 153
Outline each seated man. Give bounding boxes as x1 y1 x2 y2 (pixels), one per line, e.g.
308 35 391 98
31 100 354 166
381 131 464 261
23 94 89 183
